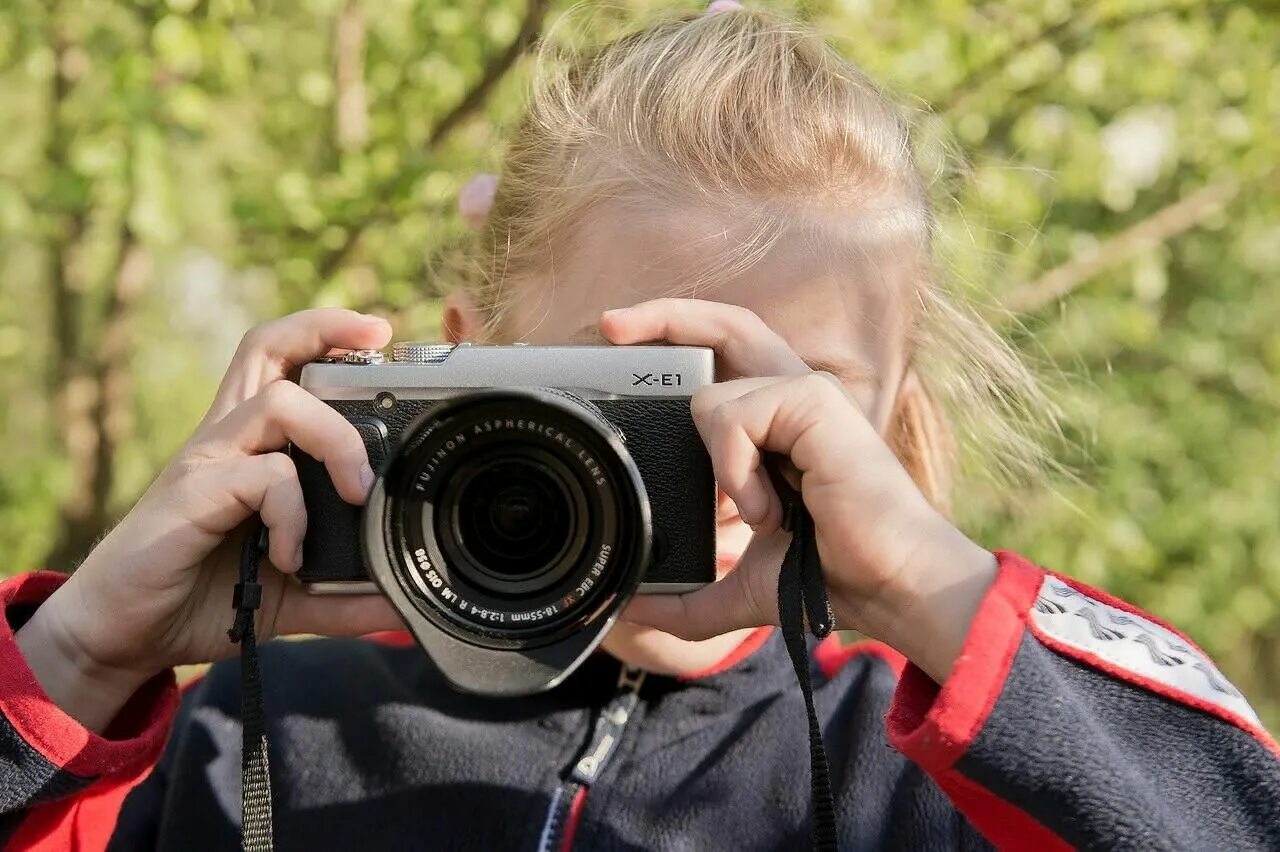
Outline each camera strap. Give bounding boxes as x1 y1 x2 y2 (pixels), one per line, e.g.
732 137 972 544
228 520 274 852
776 488 839 852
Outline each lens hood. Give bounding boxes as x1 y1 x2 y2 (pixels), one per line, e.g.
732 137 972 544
362 387 652 695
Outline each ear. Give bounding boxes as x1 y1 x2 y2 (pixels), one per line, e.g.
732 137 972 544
442 290 484 343
885 368 955 514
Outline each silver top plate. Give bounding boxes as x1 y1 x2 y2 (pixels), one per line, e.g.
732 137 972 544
300 343 714 399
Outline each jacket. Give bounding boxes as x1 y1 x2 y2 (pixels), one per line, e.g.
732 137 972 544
2 551 1278 850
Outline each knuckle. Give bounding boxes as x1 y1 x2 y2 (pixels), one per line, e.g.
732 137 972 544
305 306 347 321
693 395 735 435
175 467 225 513
339 437 367 465
709 399 738 431
261 451 297 482
238 321 274 354
321 424 366 468
690 387 716 419
333 417 365 451
724 303 762 331
803 370 842 397
165 452 205 485
296 307 342 333
259 378 300 410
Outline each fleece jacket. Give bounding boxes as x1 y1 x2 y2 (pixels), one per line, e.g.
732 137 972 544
1 551 1278 851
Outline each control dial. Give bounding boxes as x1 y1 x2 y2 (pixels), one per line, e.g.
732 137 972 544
391 342 460 364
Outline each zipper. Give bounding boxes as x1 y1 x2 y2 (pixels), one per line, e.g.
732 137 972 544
537 665 647 852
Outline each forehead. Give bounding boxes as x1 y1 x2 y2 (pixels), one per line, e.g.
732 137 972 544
505 201 907 390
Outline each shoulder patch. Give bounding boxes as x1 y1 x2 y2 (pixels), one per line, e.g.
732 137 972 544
1029 576 1260 727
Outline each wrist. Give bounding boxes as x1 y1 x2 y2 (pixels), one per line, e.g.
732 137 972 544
838 523 998 685
14 586 157 734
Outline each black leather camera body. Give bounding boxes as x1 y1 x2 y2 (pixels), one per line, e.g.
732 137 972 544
292 342 716 695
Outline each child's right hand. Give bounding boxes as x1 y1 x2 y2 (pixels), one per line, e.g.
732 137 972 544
15 309 405 732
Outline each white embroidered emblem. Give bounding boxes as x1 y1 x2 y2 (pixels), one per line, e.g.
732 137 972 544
1030 577 1260 727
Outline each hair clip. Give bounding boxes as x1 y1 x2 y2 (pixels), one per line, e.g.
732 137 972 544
458 172 499 230
704 0 743 14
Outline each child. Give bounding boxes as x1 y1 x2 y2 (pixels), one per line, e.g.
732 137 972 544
3 6 1277 850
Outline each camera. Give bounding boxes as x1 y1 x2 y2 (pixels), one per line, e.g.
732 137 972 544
293 342 716 695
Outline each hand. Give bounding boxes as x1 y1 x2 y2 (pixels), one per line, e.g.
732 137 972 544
600 299 998 683
16 310 404 731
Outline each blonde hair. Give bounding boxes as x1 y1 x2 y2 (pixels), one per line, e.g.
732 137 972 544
455 7 1055 510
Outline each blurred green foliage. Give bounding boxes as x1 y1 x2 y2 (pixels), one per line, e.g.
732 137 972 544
0 0 1277 725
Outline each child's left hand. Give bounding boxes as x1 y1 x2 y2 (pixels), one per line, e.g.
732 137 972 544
600 298 998 684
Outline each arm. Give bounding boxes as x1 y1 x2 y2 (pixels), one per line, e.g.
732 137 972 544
887 550 1280 850
0 572 176 850
2 309 404 849
605 298 1280 849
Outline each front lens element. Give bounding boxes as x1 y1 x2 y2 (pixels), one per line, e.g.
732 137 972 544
468 464 563 563
441 450 588 593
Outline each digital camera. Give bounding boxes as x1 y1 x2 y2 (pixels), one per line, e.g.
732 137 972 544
294 342 716 695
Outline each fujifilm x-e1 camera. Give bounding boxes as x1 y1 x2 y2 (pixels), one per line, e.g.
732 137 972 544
293 342 716 695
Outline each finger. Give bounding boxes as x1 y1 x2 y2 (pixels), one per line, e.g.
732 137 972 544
693 374 871 529
221 453 308 574
254 455 307 574
691 378 792 532
689 374 789 410
274 586 405 638
205 309 391 424
179 453 308 558
621 530 789 640
704 373 865 478
697 404 783 533
598 299 809 379
201 381 371 504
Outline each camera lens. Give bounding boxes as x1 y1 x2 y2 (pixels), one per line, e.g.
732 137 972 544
441 450 589 594
468 465 560 563
371 388 651 650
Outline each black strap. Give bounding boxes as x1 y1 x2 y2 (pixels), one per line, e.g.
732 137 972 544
774 468 838 852
228 521 274 852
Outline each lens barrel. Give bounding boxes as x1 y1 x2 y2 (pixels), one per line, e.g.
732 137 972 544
368 389 650 650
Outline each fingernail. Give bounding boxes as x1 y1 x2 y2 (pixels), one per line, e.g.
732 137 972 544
359 313 387 325
601 307 627 318
293 544 304 570
359 462 375 492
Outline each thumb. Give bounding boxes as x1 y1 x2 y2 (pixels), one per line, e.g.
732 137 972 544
273 585 405 639
620 529 789 641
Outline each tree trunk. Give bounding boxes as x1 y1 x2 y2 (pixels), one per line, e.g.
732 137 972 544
335 0 368 152
45 225 149 570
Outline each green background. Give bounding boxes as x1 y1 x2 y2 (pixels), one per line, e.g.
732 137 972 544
1 0 1277 726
